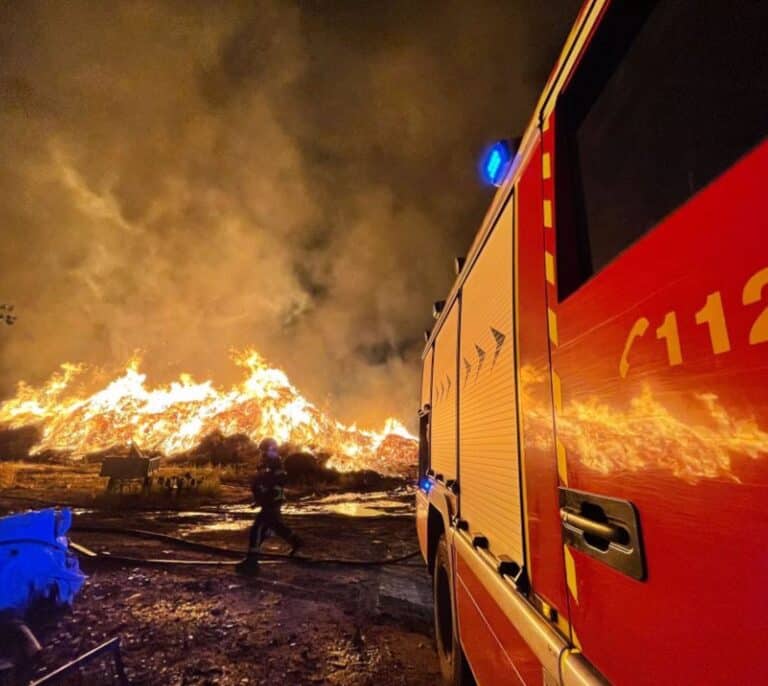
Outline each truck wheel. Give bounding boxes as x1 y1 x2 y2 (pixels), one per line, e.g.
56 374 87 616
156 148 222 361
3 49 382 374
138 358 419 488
434 535 473 685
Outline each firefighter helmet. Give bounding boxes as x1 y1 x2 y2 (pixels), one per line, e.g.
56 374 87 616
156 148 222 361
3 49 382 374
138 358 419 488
258 437 280 463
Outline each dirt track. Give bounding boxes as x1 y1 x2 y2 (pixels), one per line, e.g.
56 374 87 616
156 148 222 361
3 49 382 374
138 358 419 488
2 492 442 685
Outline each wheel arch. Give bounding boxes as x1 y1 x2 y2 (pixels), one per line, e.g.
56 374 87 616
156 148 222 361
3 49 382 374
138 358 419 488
426 487 453 575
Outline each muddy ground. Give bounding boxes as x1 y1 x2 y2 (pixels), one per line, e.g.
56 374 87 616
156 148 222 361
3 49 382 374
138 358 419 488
0 482 442 685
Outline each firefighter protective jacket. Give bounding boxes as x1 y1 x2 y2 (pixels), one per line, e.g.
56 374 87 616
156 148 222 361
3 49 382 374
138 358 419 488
250 465 287 509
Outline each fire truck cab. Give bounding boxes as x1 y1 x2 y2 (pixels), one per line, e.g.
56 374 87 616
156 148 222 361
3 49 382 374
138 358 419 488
416 1 768 684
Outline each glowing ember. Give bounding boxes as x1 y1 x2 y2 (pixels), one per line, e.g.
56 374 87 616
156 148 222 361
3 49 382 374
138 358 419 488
0 350 417 476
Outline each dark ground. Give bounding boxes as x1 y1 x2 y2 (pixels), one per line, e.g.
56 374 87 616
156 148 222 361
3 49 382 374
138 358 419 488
0 483 441 685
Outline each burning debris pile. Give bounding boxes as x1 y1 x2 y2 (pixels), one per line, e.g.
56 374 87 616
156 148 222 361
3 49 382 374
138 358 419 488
0 350 417 477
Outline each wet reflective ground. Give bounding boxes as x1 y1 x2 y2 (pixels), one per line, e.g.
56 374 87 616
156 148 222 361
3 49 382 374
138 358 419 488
23 489 440 685
175 490 414 535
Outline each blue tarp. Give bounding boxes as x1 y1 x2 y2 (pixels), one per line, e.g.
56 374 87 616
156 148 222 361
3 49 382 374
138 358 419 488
0 508 86 613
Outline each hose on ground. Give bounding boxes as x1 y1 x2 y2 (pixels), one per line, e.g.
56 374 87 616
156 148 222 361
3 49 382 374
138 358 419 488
71 524 421 567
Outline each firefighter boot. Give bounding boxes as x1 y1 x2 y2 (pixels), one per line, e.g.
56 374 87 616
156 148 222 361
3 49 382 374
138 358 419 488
288 534 303 557
235 550 260 575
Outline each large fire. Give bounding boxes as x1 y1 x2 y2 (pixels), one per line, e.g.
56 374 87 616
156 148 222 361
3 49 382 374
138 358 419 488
0 349 417 475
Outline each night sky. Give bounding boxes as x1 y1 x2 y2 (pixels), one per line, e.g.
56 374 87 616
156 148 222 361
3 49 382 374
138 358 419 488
0 0 581 428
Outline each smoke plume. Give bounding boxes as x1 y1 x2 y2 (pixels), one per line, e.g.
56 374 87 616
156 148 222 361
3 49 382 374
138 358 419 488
0 0 579 430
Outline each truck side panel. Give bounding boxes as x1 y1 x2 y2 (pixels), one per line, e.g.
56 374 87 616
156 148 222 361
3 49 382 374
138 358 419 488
431 304 459 481
455 548 532 685
421 346 433 409
516 135 570 622
416 346 434 559
547 2 768 680
551 140 768 685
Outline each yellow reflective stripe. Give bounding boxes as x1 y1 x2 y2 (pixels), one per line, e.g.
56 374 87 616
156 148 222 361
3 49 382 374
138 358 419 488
545 251 556 286
556 439 568 486
552 370 563 413
548 307 559 346
571 626 583 651
564 545 579 604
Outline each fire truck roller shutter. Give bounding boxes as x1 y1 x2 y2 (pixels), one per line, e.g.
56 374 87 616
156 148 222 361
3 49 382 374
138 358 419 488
458 198 523 564
430 303 459 481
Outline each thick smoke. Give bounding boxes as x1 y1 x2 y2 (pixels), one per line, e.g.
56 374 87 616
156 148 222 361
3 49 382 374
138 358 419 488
0 0 579 430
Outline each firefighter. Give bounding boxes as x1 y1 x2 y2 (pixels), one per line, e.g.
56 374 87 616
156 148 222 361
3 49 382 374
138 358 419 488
235 437 301 574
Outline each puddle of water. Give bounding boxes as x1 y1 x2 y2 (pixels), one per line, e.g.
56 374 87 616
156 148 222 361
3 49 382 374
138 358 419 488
282 490 412 517
283 501 405 517
317 488 413 504
177 490 414 534
153 510 222 519
75 489 415 535
212 490 413 518
180 518 249 534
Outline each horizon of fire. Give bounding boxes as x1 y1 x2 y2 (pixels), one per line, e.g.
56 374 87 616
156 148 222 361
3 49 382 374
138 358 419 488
0 349 417 476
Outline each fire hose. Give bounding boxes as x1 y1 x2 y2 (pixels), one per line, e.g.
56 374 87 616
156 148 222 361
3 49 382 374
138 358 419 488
0 498 422 567
70 524 421 567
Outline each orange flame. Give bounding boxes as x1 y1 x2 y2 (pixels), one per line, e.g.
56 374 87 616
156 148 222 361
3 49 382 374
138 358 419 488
558 386 768 482
0 349 417 475
519 364 768 483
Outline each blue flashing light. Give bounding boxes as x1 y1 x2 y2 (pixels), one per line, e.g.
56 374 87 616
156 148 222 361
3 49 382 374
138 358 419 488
418 476 432 494
481 140 513 187
486 149 502 180
0 508 86 613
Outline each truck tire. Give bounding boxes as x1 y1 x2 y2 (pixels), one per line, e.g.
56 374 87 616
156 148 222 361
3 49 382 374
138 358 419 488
433 535 474 685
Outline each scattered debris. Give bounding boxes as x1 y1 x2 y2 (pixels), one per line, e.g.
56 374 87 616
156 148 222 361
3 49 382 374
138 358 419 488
12 496 440 685
30 636 128 685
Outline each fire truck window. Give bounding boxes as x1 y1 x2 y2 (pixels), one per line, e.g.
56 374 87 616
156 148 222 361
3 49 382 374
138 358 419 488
556 0 768 299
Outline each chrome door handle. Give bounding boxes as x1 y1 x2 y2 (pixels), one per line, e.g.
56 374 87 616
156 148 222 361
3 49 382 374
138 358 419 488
559 487 646 581
559 510 629 545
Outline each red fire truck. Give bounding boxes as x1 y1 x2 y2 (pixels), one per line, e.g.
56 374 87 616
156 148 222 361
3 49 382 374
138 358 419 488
415 1 768 684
